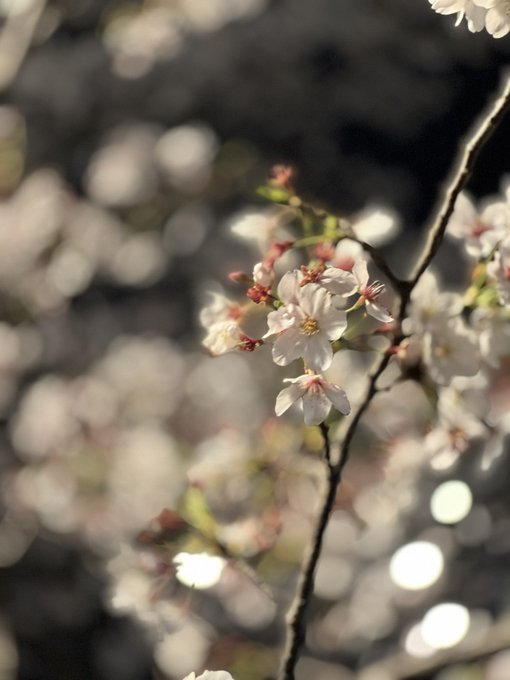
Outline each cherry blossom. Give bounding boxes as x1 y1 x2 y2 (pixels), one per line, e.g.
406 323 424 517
199 293 241 328
405 271 462 335
202 320 244 356
428 0 510 36
447 193 508 258
428 0 487 32
351 260 393 323
264 272 347 371
422 319 480 385
275 373 350 426
475 0 510 37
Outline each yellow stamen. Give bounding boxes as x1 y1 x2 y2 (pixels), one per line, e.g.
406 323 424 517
300 317 319 335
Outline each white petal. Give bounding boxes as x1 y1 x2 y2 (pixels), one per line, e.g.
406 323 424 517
299 283 329 318
302 389 332 425
365 300 393 323
485 7 510 36
264 306 298 337
303 334 333 371
352 259 369 288
272 328 305 365
321 267 358 296
275 383 306 416
320 307 348 340
322 383 351 415
277 270 301 304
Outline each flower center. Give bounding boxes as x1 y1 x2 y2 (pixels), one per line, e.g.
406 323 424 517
471 220 490 238
434 343 451 359
361 281 385 302
300 317 320 335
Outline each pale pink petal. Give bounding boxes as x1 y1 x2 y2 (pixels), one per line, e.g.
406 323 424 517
320 308 348 340
264 305 299 337
365 300 393 323
322 383 351 415
302 389 332 425
277 271 301 304
320 267 358 296
299 283 329 318
352 259 369 288
272 329 306 365
275 383 306 416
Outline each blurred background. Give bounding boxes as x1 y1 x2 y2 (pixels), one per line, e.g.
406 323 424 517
1 1 510 679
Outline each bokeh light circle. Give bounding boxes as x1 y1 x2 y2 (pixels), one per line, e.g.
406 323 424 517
430 480 473 524
421 603 470 649
390 541 444 590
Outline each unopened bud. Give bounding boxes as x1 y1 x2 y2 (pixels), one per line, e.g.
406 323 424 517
314 242 336 262
253 262 275 288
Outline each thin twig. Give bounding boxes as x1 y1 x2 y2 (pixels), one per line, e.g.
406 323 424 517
319 422 332 468
278 70 510 680
279 349 393 680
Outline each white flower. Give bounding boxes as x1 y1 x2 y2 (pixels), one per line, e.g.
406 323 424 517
429 0 510 36
422 319 480 385
405 271 462 334
275 373 350 425
182 672 235 680
351 260 393 323
203 320 243 356
264 272 347 371
199 293 241 328
428 0 487 32
487 235 510 306
447 193 508 258
475 0 510 37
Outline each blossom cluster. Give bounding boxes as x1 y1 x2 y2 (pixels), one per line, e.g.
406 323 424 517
201 175 399 426
201 170 510 433
428 0 510 38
